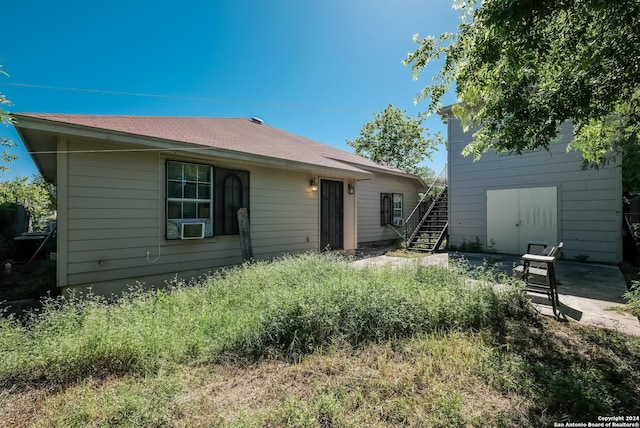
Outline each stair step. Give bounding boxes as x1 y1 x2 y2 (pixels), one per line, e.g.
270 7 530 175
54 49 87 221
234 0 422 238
407 187 447 252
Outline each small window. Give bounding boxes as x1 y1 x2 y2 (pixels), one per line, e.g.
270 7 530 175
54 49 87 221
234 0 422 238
381 193 403 226
392 193 403 225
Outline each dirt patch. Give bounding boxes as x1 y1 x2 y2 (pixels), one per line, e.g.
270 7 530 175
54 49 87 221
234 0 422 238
354 242 403 259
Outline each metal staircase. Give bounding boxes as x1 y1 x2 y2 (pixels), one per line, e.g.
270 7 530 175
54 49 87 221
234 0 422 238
624 214 640 263
404 166 448 253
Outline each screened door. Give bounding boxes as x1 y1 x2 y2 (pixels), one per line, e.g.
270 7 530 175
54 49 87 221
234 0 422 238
320 179 344 250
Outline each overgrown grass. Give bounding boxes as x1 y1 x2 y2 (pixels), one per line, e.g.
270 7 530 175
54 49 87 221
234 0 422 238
5 322 639 427
2 252 638 427
0 253 528 387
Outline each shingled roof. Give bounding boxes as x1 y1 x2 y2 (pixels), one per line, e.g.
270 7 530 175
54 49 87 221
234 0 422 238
13 113 418 179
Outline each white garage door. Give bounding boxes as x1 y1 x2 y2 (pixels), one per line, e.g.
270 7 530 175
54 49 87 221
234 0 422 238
487 187 558 255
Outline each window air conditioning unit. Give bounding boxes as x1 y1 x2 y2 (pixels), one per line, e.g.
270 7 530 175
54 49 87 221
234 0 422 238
393 218 404 226
179 221 206 239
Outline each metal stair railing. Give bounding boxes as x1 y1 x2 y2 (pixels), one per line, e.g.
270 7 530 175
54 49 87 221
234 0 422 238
404 165 447 248
624 213 640 261
430 221 449 253
385 223 407 240
406 186 447 249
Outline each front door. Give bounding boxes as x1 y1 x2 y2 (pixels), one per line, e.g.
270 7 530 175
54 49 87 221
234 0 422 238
320 179 344 250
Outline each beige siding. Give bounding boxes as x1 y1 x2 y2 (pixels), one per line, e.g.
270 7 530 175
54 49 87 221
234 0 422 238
447 118 623 263
249 166 321 258
62 139 332 293
65 139 161 287
356 173 424 246
342 180 357 251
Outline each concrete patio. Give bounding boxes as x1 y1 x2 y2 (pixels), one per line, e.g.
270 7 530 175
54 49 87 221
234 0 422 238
352 251 640 336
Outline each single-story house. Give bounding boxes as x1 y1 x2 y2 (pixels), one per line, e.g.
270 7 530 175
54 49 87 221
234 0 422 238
441 107 623 264
13 114 424 295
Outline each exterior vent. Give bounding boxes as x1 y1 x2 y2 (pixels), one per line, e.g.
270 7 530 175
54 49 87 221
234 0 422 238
250 117 264 125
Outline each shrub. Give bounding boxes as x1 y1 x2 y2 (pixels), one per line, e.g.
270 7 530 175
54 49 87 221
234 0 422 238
624 281 640 317
448 236 484 253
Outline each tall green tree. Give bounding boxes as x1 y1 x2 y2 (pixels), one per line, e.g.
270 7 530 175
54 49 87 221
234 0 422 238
0 64 16 174
0 176 56 231
404 0 640 192
347 104 441 179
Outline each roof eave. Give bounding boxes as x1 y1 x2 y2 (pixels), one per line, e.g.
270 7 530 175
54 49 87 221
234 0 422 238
11 114 374 180
437 104 455 116
335 159 425 185
13 126 57 184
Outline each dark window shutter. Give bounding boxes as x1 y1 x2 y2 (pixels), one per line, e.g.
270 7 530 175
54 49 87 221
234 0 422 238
380 193 392 226
215 168 250 236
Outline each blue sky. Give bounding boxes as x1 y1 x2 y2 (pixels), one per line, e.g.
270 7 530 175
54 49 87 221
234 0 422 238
0 0 460 181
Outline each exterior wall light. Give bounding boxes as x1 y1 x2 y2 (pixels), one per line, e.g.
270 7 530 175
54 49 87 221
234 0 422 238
348 182 355 194
310 179 318 192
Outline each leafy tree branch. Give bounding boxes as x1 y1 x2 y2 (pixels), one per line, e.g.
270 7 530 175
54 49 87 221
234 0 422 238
0 64 16 174
0 176 56 231
347 104 441 181
404 0 640 192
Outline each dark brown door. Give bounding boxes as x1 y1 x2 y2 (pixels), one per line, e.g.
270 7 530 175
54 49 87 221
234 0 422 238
320 179 344 250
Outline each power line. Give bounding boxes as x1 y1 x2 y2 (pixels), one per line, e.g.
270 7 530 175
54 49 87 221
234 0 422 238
27 146 232 155
0 82 372 114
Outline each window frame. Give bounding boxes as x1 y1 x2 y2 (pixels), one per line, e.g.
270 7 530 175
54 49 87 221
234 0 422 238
166 160 214 240
392 193 403 225
380 192 403 226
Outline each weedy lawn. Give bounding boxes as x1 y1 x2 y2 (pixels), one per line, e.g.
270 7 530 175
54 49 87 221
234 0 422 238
1 253 639 427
